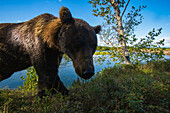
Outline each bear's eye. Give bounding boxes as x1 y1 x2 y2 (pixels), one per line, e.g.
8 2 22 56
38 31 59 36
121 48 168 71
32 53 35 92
65 25 73 30
66 27 70 30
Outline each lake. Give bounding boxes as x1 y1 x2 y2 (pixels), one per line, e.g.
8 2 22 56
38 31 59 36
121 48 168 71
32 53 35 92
0 55 170 89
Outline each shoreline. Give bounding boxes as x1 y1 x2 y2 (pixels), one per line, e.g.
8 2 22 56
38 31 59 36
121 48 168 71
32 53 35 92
163 50 170 55
95 50 170 56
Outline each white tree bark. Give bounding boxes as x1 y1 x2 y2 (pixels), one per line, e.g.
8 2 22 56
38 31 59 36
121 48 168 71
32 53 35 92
111 0 131 64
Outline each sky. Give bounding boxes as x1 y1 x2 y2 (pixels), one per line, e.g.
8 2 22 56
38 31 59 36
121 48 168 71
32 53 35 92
0 0 170 47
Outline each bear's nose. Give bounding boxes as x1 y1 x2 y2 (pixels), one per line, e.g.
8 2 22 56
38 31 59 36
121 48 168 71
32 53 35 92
82 69 94 80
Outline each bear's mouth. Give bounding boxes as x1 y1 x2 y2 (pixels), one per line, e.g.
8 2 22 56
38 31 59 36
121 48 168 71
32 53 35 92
81 69 94 80
82 74 93 80
73 60 94 80
74 67 94 80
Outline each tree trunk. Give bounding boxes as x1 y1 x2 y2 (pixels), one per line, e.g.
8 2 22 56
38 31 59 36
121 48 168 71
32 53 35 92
117 18 130 64
112 0 131 64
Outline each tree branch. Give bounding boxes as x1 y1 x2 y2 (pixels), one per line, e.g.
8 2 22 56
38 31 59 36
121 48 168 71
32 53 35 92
108 38 115 47
109 0 118 8
112 26 118 32
117 0 119 4
120 0 130 19
110 0 115 5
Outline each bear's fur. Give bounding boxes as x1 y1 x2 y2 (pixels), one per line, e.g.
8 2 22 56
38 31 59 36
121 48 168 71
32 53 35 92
0 7 101 96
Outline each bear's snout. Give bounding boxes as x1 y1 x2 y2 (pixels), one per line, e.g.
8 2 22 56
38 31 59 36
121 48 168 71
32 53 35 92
82 68 94 80
73 59 95 80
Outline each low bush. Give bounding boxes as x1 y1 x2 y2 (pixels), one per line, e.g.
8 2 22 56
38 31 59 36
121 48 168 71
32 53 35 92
0 60 169 112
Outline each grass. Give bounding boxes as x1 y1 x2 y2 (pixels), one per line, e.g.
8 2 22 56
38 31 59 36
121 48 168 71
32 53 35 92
96 46 170 56
94 51 110 55
0 60 170 113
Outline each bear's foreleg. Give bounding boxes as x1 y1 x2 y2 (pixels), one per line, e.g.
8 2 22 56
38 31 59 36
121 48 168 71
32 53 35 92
31 51 68 97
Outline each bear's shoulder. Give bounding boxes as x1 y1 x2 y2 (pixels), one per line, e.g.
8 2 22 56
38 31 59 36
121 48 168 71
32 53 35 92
32 13 57 21
25 13 57 24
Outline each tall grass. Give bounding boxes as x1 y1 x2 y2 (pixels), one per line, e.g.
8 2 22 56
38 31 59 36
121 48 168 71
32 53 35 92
0 60 170 112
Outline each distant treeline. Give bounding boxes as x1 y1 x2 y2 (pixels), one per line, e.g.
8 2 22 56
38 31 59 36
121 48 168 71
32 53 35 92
96 46 115 51
97 46 170 51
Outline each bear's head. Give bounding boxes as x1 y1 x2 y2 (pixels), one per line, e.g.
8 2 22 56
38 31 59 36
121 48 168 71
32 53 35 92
45 7 101 79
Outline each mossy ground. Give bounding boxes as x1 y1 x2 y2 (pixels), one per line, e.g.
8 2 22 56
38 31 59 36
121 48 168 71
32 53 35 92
0 60 170 113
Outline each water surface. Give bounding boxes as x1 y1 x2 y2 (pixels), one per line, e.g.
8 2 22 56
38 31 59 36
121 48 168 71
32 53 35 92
0 55 169 89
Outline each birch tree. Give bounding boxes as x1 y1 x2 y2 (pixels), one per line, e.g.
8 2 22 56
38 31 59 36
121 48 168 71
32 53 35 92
89 0 146 64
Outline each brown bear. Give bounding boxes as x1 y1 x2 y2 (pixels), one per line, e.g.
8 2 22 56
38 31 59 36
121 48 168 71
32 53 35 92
0 7 101 96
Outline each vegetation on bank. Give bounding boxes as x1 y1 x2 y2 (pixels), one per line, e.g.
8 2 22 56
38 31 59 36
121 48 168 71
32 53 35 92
0 60 169 113
97 46 170 51
97 46 170 55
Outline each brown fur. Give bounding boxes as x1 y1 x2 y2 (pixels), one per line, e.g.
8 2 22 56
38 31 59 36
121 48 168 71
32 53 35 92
43 18 62 48
59 7 74 24
0 7 101 96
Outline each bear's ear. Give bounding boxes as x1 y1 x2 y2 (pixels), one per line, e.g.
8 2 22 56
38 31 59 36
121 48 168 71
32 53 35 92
59 7 74 24
93 25 101 34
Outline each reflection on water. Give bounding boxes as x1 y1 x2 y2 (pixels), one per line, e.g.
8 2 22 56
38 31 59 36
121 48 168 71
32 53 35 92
0 55 115 89
0 55 170 89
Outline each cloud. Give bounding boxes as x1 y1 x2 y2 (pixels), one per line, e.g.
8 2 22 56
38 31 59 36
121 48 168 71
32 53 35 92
17 20 28 23
98 35 170 47
158 37 170 47
59 0 62 2
164 38 170 47
97 34 104 46
166 23 170 26
17 20 22 23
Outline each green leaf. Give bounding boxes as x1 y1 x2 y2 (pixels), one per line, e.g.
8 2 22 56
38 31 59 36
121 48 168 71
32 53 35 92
132 6 135 9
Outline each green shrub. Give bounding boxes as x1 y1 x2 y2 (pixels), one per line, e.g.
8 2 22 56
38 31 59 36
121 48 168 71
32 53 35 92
19 67 38 95
0 60 169 112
